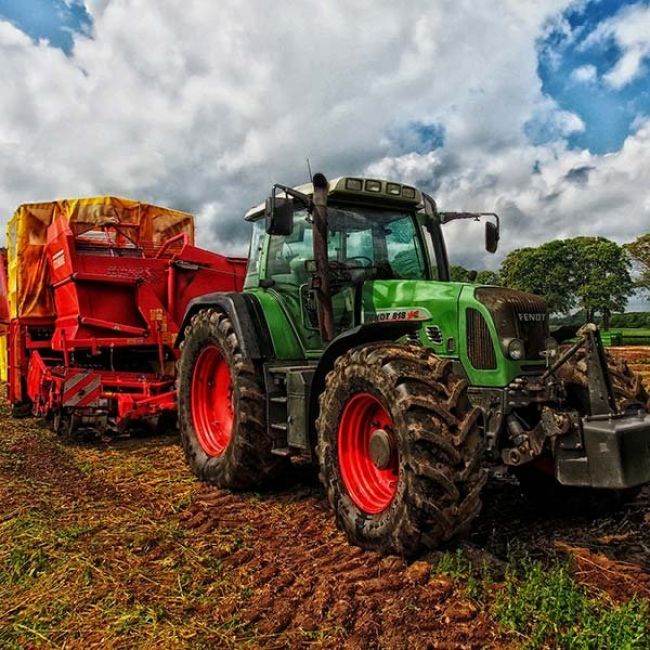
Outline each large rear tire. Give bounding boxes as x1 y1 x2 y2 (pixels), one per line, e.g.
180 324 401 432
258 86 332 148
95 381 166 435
316 343 485 556
178 308 287 489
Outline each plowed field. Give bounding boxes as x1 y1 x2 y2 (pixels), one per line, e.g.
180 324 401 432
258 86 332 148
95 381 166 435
1 391 648 648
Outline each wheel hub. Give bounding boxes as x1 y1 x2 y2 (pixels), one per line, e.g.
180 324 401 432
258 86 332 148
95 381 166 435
368 428 393 470
191 345 234 457
337 392 399 514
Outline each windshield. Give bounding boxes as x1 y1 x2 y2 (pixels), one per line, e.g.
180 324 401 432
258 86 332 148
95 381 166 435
267 206 430 286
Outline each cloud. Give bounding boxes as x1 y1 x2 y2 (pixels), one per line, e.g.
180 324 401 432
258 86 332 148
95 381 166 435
0 0 647 276
564 164 594 184
582 3 650 89
370 118 650 269
570 63 597 83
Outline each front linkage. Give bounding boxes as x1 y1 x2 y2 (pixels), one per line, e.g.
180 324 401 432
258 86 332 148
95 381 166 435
496 323 650 491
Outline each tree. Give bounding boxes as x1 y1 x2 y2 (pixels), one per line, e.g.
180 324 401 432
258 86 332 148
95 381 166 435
624 233 650 297
449 265 500 285
499 240 577 314
449 264 470 282
572 237 633 329
499 237 634 327
475 270 500 285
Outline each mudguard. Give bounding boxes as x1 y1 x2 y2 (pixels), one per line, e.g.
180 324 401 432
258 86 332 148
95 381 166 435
307 320 421 443
175 292 273 360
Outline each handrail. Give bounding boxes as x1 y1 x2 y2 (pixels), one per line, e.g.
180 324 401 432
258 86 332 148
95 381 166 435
155 233 189 259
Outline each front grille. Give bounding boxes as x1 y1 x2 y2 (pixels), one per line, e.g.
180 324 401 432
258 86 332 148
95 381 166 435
467 308 496 369
475 287 548 361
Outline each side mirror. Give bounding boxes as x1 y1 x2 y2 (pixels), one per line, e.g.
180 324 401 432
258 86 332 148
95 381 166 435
485 221 499 253
422 193 438 221
265 195 294 236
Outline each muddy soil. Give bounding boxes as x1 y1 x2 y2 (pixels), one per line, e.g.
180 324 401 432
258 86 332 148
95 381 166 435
181 465 649 649
0 394 648 648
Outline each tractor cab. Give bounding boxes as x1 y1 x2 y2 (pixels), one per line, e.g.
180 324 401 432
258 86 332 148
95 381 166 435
242 176 498 358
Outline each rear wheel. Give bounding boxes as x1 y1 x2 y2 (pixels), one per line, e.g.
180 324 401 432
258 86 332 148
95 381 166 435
178 308 287 489
317 343 485 556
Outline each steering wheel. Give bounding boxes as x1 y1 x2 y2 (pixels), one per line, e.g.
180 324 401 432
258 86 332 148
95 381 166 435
343 256 374 268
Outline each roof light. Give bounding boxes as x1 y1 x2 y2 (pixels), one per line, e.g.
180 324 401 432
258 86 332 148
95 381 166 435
402 186 416 199
365 180 382 193
386 183 401 196
345 178 363 191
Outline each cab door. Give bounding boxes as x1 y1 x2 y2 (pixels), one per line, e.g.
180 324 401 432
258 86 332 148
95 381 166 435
263 211 324 353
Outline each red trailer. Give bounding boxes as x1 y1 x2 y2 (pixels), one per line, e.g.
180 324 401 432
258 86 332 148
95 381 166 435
6 197 245 437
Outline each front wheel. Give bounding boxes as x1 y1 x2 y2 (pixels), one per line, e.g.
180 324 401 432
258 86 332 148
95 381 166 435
317 343 486 556
178 308 287 489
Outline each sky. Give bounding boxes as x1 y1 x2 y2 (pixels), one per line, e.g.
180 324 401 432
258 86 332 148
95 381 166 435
0 0 649 306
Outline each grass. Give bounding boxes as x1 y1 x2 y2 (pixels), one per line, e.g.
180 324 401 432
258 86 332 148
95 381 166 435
0 407 263 649
602 328 650 345
433 548 649 649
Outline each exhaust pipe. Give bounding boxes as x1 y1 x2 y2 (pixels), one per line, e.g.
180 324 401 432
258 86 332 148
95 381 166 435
311 173 335 342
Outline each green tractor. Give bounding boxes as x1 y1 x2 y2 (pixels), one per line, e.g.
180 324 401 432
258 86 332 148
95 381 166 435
177 173 650 555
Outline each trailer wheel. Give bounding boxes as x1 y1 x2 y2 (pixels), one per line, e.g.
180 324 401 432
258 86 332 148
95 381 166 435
178 308 287 489
10 401 32 418
317 343 486 556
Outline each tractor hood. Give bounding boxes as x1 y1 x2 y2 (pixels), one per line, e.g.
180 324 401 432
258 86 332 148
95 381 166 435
361 279 464 351
361 280 549 387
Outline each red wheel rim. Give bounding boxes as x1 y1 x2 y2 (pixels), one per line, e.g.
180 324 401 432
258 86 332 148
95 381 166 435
337 392 399 514
191 345 233 457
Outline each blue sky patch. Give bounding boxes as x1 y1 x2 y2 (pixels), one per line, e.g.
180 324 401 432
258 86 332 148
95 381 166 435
0 0 92 55
536 0 650 154
389 120 445 155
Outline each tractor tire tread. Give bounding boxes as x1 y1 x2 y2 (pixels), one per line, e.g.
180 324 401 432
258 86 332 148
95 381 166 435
178 308 287 490
316 342 484 556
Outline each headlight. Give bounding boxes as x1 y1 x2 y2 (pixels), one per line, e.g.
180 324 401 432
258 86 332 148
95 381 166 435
506 338 525 360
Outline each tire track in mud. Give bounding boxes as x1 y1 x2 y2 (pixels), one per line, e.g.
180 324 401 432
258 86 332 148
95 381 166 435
181 486 504 649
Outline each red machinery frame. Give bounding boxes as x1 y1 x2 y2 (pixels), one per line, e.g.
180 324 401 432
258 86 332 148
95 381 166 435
8 207 246 435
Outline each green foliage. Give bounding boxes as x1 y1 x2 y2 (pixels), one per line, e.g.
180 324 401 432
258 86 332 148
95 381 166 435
499 240 578 313
494 557 649 649
499 237 634 322
434 548 474 580
450 264 471 282
449 264 500 285
572 237 633 328
431 549 649 649
475 270 500 285
610 312 650 328
625 233 650 296
434 548 490 601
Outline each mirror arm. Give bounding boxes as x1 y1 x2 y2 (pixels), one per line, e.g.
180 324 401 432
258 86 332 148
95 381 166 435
271 184 312 209
439 211 499 227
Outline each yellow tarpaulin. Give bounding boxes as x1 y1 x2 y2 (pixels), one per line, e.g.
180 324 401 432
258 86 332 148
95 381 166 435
0 336 6 382
0 251 8 380
7 196 194 319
